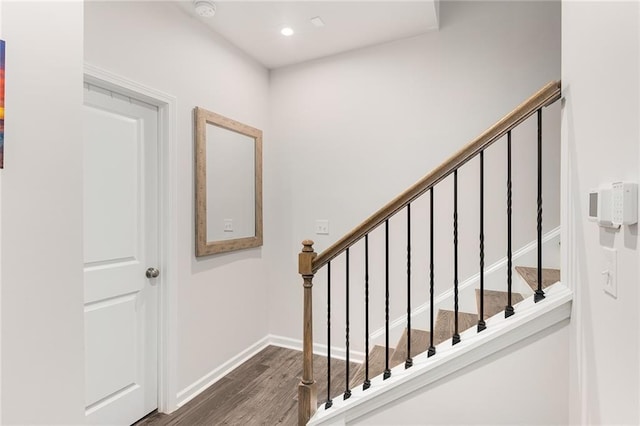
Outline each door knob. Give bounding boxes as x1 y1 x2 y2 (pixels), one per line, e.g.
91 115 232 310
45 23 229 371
146 267 160 279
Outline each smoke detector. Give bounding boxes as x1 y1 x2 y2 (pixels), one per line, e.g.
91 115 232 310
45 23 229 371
194 0 216 18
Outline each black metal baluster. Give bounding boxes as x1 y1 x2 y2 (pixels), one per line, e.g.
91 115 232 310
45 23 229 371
478 151 487 332
363 235 371 390
384 220 391 380
453 170 461 345
325 262 333 409
505 131 515 318
344 249 351 400
406 204 413 369
428 188 436 357
535 108 546 303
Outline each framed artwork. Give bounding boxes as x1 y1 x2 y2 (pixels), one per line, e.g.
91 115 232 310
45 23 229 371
0 40 4 168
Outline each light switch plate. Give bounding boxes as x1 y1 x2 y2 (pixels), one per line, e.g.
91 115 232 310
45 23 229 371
602 247 617 298
315 220 329 235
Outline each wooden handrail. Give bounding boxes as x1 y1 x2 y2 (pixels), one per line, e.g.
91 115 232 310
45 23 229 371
311 80 561 273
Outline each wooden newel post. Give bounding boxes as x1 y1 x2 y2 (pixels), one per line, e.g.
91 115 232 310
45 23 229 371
298 240 317 426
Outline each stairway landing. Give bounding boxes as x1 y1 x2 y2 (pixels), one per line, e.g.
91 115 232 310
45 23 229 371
135 346 355 426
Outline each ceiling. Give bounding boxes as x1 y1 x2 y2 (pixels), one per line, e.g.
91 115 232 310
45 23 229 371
175 1 440 69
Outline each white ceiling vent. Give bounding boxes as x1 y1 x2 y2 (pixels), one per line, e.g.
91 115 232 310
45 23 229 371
194 0 216 18
310 16 325 28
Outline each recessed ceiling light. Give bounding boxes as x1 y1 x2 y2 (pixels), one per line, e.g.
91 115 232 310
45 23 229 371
281 27 294 37
194 0 216 18
310 17 325 28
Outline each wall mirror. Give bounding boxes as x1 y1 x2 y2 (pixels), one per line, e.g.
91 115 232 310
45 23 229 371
195 107 263 256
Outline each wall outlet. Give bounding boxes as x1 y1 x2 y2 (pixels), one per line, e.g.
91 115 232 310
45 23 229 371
223 219 233 232
315 220 329 235
602 247 617 298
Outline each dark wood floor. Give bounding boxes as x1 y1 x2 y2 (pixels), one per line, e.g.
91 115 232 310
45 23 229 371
515 266 561 291
135 276 549 425
135 346 357 426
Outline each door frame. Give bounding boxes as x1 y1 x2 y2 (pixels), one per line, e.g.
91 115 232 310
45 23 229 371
84 63 179 414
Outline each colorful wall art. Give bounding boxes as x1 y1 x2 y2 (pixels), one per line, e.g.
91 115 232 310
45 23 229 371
0 40 4 168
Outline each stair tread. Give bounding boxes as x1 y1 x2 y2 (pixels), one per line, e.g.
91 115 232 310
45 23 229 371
434 310 477 345
348 345 387 389
390 328 430 367
515 266 560 291
476 289 524 319
345 269 558 392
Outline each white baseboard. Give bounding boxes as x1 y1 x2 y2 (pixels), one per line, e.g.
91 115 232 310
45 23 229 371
175 334 364 409
270 334 365 364
175 336 271 408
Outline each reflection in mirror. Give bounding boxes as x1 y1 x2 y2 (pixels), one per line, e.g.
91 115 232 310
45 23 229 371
195 107 262 256
206 123 255 241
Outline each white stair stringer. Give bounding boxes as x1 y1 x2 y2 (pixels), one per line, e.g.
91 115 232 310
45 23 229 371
307 282 572 426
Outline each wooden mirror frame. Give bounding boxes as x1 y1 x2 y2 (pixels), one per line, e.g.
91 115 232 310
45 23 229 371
194 107 263 256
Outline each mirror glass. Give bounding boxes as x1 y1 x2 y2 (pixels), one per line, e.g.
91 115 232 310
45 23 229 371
206 123 255 241
195 107 262 256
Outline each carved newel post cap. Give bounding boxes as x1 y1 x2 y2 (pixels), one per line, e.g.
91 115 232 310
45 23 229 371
299 241 316 276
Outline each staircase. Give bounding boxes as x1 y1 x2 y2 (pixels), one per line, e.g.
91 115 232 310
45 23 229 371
296 81 569 425
347 266 553 392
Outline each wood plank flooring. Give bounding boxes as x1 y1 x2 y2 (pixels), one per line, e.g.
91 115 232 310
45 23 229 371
136 270 556 425
476 289 524 319
135 346 357 426
389 328 430 367
348 345 386 389
515 266 560 291
433 310 478 345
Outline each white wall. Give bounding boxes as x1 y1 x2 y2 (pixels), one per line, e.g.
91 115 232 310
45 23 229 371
562 2 640 424
84 1 271 400
353 321 570 425
1 1 85 424
268 1 561 349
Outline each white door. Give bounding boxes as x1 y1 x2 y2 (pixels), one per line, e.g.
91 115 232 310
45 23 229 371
83 83 159 425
